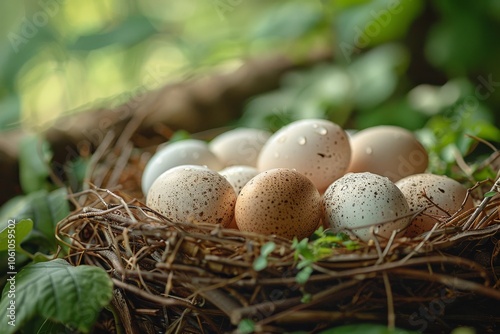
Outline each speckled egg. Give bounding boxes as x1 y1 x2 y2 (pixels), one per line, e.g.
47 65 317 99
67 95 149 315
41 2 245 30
395 173 475 237
146 165 236 227
141 139 223 195
209 128 272 167
323 172 411 241
235 168 322 239
347 126 428 182
219 165 260 194
257 119 351 192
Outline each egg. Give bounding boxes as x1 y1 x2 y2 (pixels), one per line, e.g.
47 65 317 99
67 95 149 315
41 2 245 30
219 165 260 194
395 173 475 237
347 125 428 182
323 172 411 242
141 139 223 195
209 128 272 167
235 168 322 240
146 165 236 227
257 119 351 192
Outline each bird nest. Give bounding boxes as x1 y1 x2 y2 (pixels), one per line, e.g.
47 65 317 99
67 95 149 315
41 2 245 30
55 129 500 334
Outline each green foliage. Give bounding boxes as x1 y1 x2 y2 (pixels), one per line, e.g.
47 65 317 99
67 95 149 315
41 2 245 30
484 191 497 198
237 318 256 334
315 324 419 334
0 188 69 254
19 134 52 194
0 219 33 252
0 259 113 334
69 15 158 51
292 228 359 284
0 93 20 130
253 241 276 271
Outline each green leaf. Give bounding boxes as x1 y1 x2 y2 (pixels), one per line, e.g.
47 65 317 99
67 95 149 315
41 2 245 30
484 191 497 198
19 134 52 194
300 292 312 303
0 219 33 251
260 241 276 257
251 2 323 40
237 318 256 334
0 93 20 131
296 266 313 284
69 16 158 50
318 324 419 334
0 259 113 334
0 188 69 252
253 256 268 272
169 129 192 143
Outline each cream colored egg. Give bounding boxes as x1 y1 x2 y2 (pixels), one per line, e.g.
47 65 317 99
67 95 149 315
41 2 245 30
235 168 322 240
141 139 223 195
324 172 411 242
395 173 474 237
147 165 236 227
257 119 351 192
209 128 272 167
219 165 259 194
347 126 428 182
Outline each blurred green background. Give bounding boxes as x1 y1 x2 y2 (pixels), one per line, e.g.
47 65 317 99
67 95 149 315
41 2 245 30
1 0 500 186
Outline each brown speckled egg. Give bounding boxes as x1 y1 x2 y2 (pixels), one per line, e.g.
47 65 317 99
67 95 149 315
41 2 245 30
347 126 428 182
395 173 474 237
324 172 411 242
146 165 236 227
257 119 351 192
235 168 322 239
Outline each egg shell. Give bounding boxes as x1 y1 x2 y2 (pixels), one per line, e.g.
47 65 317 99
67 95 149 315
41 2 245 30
141 139 223 195
219 165 260 194
235 168 322 240
209 128 272 167
323 172 411 242
257 119 351 192
146 165 236 227
347 125 428 182
395 173 475 237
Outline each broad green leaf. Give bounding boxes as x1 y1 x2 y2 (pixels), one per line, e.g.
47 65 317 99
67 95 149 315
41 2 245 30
0 219 33 251
0 259 113 334
19 134 52 194
318 324 419 334
0 188 69 251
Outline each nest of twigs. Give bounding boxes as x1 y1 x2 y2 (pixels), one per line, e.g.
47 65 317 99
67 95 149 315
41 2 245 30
56 128 500 334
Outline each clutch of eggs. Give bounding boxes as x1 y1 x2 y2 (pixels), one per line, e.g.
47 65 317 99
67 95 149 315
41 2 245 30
142 119 473 241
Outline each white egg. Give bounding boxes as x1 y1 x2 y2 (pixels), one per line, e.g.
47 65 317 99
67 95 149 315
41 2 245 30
146 165 236 227
257 119 351 192
395 173 475 237
209 128 272 167
219 165 259 194
141 139 223 195
323 172 411 242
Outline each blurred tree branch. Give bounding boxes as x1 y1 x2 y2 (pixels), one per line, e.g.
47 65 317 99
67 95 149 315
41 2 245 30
0 49 333 204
